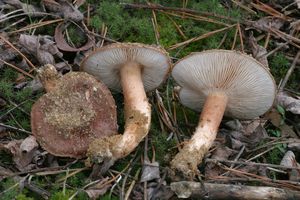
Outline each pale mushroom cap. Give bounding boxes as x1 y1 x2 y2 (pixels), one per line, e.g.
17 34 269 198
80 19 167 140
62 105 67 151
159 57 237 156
81 43 171 92
172 50 276 119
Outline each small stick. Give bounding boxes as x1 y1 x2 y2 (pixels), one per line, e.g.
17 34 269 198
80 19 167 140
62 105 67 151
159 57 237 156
279 51 300 91
231 0 257 14
171 181 300 199
124 169 140 200
9 19 63 34
229 145 245 169
165 14 187 39
168 24 236 50
264 32 271 48
123 3 240 23
206 158 300 171
0 122 31 134
0 35 36 70
231 25 239 50
0 59 34 78
237 23 244 52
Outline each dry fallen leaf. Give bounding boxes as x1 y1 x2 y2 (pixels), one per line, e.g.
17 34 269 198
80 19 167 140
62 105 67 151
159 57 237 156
225 120 268 150
248 33 269 67
280 150 300 181
205 145 235 178
140 160 160 182
277 91 300 115
54 23 95 52
19 34 61 65
84 177 111 200
42 0 83 21
4 136 39 171
252 16 285 32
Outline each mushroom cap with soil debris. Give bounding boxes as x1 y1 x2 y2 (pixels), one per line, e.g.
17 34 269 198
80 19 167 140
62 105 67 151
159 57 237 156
170 50 276 178
31 65 118 158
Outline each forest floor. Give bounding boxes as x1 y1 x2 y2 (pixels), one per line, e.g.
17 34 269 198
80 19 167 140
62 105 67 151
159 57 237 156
0 0 300 199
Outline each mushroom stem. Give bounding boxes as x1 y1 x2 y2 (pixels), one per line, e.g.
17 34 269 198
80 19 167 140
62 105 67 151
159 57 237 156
171 92 228 178
114 61 151 158
37 64 61 93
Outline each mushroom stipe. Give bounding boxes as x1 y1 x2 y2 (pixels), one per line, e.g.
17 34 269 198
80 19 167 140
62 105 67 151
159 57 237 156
81 43 171 171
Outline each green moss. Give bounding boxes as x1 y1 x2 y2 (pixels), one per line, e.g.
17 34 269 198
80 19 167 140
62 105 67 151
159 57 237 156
65 24 88 48
0 178 19 200
269 53 299 89
15 194 34 200
0 68 37 133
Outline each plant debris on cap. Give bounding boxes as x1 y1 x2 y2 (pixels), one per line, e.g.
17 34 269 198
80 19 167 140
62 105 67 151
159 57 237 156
31 65 118 158
170 50 276 178
81 42 171 92
173 50 276 119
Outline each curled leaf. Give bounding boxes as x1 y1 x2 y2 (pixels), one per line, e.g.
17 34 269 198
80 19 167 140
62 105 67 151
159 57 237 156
55 23 95 52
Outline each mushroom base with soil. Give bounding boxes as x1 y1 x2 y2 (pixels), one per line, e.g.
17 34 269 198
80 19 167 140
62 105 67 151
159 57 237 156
86 61 151 167
171 92 228 178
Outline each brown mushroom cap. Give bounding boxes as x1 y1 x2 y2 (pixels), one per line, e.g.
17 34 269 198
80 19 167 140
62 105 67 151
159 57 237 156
172 50 276 119
31 72 118 158
80 43 171 92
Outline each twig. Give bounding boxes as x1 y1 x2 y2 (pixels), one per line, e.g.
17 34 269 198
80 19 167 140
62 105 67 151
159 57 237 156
208 176 299 185
279 51 300 91
9 19 63 34
231 0 257 15
168 24 236 50
124 168 140 200
206 158 300 171
161 10 231 27
171 181 300 199
0 122 31 134
0 34 36 70
231 25 238 50
237 23 244 52
229 145 245 169
0 59 34 78
164 14 187 39
123 3 241 23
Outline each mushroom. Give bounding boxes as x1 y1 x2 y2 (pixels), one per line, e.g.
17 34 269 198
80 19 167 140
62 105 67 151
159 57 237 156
81 43 171 168
31 64 118 158
170 50 276 178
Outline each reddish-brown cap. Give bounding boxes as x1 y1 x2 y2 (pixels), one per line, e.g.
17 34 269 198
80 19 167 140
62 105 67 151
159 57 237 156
31 71 118 158
172 50 276 119
80 43 172 92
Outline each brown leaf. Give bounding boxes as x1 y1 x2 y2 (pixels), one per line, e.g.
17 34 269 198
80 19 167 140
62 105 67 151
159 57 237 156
252 16 285 32
42 0 83 21
280 150 300 181
19 34 61 65
225 121 268 150
84 177 111 200
279 124 298 138
265 108 283 127
248 33 269 67
54 23 95 52
277 91 300 114
4 136 39 171
205 145 235 178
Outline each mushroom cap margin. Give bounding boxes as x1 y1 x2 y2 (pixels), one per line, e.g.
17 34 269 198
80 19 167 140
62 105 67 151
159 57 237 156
172 50 276 119
80 43 172 92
